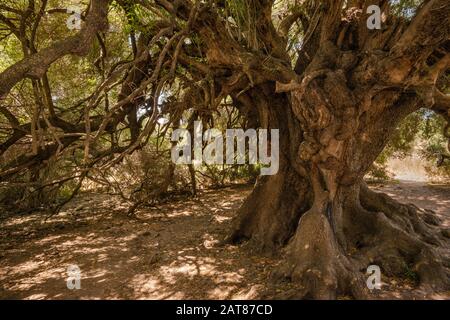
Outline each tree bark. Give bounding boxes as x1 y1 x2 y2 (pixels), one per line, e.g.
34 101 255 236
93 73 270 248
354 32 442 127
229 70 450 299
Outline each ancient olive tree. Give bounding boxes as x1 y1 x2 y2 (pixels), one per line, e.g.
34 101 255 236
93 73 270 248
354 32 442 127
222 0 450 299
0 0 449 298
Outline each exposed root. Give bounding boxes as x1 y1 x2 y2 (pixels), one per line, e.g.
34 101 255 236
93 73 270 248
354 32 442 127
272 210 368 299
357 184 450 291
230 181 449 299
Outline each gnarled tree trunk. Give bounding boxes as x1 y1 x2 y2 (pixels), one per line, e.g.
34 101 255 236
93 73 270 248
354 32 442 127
229 56 450 299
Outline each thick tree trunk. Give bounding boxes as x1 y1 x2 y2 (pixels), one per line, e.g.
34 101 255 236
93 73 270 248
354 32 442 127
228 85 312 251
229 75 450 299
228 156 311 251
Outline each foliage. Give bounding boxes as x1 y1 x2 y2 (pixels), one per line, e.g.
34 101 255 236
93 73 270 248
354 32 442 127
369 109 450 182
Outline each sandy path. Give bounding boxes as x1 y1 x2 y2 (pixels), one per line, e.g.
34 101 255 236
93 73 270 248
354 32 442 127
0 182 448 300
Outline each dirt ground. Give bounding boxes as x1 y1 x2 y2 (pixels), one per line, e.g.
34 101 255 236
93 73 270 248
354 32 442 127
0 181 449 300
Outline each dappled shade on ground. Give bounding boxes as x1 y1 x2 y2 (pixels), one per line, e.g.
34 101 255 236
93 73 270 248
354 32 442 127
0 182 449 300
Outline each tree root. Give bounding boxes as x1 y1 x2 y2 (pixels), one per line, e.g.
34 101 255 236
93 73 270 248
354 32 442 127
356 184 450 291
231 182 450 299
272 210 369 299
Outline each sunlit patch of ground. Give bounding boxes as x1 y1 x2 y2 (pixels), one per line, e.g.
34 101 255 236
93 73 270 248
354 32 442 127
388 156 430 182
0 183 448 300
